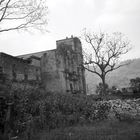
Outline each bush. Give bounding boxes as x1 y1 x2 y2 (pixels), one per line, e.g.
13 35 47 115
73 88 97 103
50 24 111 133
109 99 140 122
42 93 111 129
1 86 113 139
96 83 109 95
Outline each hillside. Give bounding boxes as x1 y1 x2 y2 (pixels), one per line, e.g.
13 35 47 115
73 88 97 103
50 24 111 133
86 58 140 94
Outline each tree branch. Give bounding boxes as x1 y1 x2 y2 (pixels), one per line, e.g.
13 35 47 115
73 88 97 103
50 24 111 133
0 0 48 32
82 30 132 90
84 65 101 78
0 0 11 22
105 61 130 74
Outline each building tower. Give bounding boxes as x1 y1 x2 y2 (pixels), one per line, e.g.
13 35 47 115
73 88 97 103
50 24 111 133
41 37 86 94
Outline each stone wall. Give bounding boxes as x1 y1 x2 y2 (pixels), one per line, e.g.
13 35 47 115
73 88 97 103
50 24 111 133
57 37 86 94
41 50 64 93
41 37 86 94
0 53 41 82
0 37 86 94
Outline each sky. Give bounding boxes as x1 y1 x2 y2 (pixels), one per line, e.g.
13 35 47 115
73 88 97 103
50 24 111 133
0 0 140 60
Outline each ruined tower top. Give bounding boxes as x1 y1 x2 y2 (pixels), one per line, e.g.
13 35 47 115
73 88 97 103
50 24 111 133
56 36 82 53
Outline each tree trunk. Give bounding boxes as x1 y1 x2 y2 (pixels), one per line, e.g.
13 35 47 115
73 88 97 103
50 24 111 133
101 75 107 96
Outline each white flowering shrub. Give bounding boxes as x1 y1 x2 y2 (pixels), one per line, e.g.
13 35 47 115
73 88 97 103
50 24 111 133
108 99 140 121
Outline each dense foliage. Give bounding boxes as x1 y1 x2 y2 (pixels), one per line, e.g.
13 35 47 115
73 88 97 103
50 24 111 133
1 88 112 139
1 83 140 139
130 77 140 97
109 99 140 122
96 83 109 95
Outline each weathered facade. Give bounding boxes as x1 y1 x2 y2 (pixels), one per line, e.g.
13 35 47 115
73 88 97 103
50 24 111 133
0 53 41 82
41 37 86 94
0 37 86 94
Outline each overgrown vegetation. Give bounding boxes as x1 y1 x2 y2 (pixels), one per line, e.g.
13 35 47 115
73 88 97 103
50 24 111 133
1 86 140 139
12 91 111 134
1 73 140 139
1 86 112 139
129 77 140 97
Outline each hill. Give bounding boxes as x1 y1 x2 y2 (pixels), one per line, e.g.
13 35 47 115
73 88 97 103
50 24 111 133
86 58 140 94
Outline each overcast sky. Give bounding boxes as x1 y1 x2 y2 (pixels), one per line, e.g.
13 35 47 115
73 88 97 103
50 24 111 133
0 0 140 60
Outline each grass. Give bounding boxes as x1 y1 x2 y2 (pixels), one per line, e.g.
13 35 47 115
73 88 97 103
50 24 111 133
29 120 140 140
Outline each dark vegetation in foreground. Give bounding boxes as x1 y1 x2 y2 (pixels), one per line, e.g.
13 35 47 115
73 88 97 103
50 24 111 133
1 75 140 140
1 88 111 139
1 86 140 140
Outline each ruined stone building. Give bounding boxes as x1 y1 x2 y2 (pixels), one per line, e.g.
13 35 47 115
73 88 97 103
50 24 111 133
0 37 86 94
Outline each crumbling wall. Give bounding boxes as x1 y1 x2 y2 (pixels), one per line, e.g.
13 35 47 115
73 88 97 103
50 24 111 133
56 37 86 94
0 37 86 94
26 56 41 67
41 50 66 93
41 37 86 94
0 53 41 82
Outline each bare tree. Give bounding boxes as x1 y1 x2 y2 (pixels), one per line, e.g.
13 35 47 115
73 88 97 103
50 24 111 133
0 0 48 33
82 30 132 95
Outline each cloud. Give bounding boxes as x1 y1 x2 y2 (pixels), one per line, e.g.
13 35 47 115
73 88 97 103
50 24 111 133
1 0 140 59
93 0 140 30
0 32 56 56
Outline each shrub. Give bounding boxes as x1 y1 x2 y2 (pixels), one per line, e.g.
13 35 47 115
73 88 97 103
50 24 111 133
41 93 112 129
109 99 140 122
96 83 109 95
1 87 113 139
